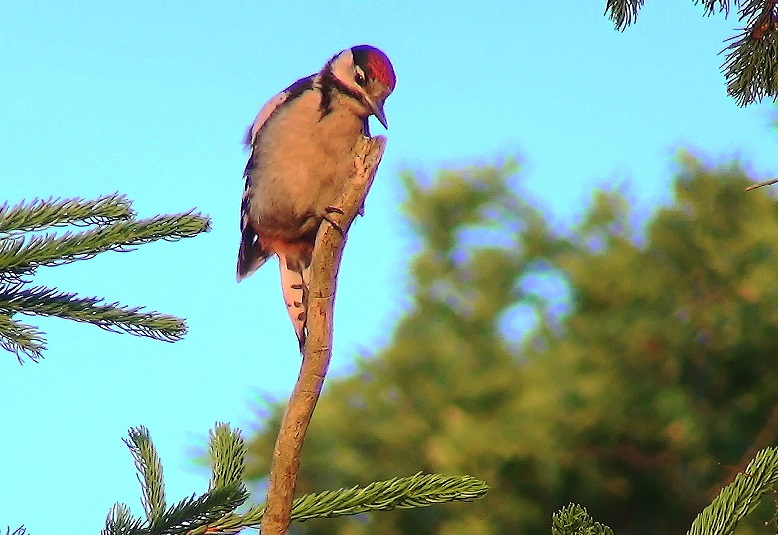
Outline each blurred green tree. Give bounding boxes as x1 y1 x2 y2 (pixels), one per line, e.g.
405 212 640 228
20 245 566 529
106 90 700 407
246 154 778 535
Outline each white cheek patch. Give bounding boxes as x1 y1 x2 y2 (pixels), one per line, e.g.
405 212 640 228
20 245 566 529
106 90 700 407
330 49 358 89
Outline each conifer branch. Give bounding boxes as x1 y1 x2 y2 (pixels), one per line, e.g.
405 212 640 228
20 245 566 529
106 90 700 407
605 0 732 31
152 484 249 535
0 285 186 342
705 404 778 499
0 194 209 361
552 504 614 535
696 0 733 16
105 425 486 535
125 427 167 523
209 423 246 490
190 473 488 534
0 313 45 361
0 193 133 235
103 481 248 535
0 212 208 275
104 503 145 535
285 473 488 521
104 425 250 535
604 0 644 31
605 0 778 105
722 0 778 105
687 446 778 535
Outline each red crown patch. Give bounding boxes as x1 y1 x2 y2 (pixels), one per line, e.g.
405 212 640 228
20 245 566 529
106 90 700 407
367 52 396 90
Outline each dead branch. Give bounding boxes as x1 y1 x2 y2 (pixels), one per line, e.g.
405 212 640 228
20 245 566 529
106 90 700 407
260 135 387 535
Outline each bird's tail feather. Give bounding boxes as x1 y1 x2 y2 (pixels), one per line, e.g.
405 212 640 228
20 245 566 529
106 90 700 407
236 231 269 281
278 252 308 351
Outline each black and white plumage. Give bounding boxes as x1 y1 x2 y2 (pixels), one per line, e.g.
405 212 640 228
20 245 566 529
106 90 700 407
237 45 396 351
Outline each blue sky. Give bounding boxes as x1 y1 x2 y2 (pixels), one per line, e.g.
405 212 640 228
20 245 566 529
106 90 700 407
1 2 777 533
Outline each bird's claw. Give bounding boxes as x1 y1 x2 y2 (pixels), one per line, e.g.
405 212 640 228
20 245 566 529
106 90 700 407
322 206 345 235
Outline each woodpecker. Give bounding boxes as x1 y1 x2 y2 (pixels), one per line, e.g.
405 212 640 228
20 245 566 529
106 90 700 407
237 45 396 351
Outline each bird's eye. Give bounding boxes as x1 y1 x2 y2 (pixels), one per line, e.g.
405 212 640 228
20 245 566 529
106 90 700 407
355 68 366 86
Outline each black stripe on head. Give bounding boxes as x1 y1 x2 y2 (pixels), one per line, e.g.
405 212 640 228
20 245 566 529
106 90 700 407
351 45 372 72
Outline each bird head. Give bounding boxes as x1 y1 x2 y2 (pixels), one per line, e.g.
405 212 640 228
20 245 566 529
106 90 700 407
326 44 396 128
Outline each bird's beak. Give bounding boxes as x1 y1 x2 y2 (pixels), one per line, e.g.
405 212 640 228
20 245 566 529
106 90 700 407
368 98 388 129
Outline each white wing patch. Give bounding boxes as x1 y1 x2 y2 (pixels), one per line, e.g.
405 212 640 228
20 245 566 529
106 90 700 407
244 91 291 147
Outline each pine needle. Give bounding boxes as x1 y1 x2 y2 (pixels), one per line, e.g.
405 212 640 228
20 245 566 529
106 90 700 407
104 426 488 535
0 194 134 235
0 285 187 342
687 447 778 535
0 194 210 361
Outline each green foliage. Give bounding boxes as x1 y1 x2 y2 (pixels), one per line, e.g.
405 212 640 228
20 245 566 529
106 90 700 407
688 447 778 535
2 193 486 533
104 425 250 535
288 473 488 522
604 0 778 106
606 1 734 32
125 427 167 524
0 194 210 361
556 446 778 535
245 155 778 535
104 425 487 535
553 504 614 535
604 0 644 31
721 1 778 106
